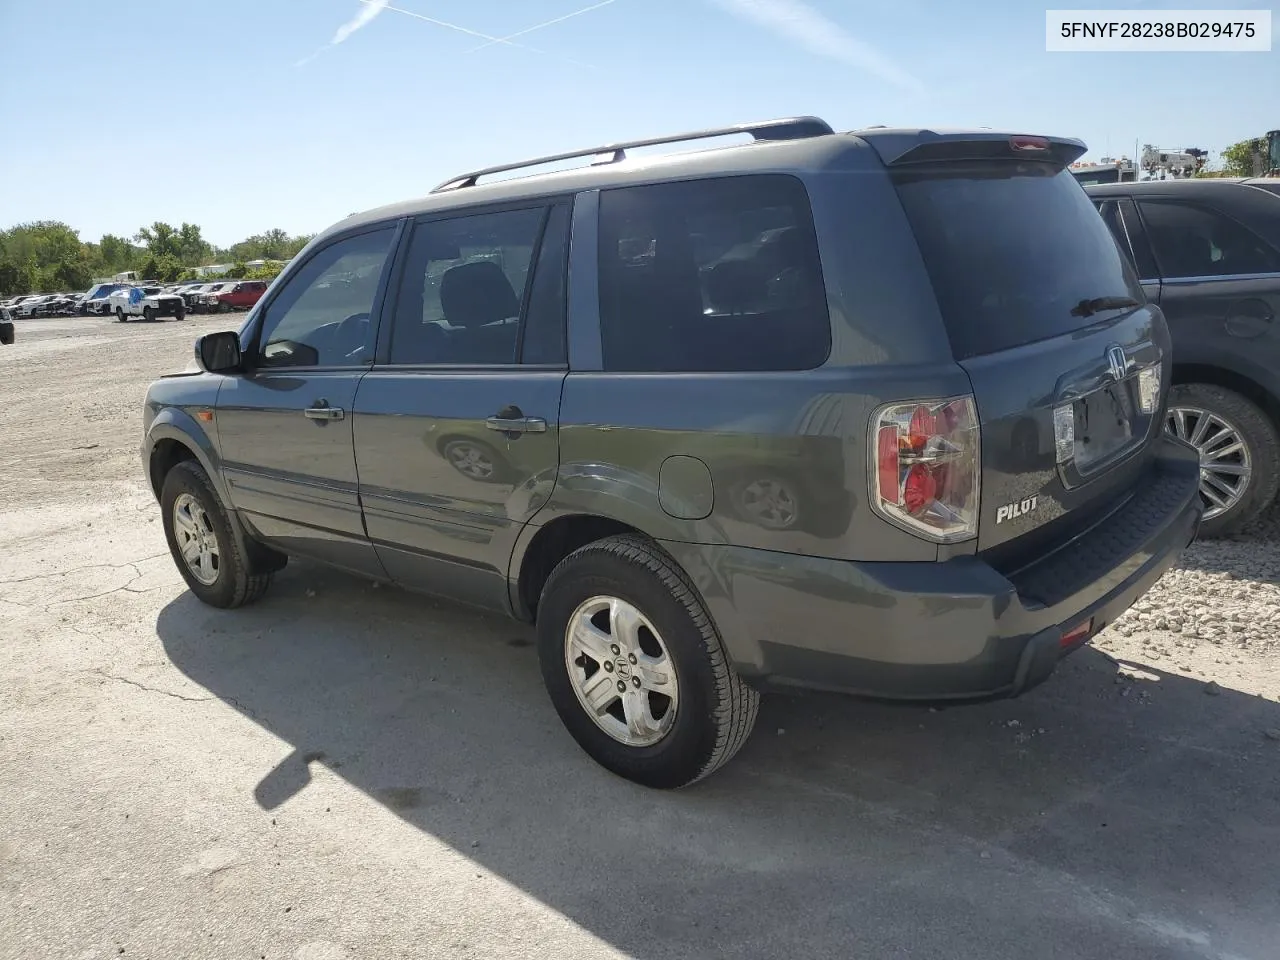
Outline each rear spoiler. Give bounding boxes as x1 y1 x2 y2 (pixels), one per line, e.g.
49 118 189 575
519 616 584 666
853 128 1088 169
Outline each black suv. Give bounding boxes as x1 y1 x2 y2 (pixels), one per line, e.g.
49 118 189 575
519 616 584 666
141 118 1202 787
1085 178 1280 534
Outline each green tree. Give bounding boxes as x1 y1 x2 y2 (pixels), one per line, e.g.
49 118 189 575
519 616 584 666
135 222 182 260
1219 140 1259 178
0 221 95 294
176 222 212 266
97 233 142 273
228 228 312 262
0 258 35 296
136 252 187 283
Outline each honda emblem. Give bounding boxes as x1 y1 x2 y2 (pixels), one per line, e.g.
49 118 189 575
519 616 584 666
1106 344 1127 382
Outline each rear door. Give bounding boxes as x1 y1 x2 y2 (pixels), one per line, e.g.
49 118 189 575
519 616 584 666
352 201 571 612
886 146 1170 557
1131 196 1280 354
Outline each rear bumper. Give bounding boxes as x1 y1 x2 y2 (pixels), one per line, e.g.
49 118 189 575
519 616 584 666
662 435 1203 701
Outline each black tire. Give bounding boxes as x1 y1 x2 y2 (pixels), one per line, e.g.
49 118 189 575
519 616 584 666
220 301 233 313
160 460 274 608
143 306 155 322
115 307 127 323
176 308 186 321
536 534 759 789
1168 383 1280 537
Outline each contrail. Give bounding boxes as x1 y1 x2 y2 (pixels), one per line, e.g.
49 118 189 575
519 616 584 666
360 0 600 68
464 0 619 54
296 0 389 67
711 0 924 95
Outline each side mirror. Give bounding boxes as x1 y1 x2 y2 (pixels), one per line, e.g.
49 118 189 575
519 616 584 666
0 320 14 346
195 331 242 373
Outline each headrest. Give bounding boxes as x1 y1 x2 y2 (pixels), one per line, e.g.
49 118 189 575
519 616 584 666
439 261 519 328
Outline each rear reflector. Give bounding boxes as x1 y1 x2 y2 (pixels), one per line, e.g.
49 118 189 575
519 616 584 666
1060 619 1093 647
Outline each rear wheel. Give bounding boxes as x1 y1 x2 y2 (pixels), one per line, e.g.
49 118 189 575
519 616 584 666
1166 383 1280 537
536 534 758 788
161 460 275 608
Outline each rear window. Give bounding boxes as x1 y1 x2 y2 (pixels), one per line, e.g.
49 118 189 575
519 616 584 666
893 162 1143 360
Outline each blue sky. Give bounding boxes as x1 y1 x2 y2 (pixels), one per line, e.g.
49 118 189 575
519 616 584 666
0 0 1276 247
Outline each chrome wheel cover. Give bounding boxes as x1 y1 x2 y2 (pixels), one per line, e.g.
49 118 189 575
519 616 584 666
172 493 221 586
1166 406 1252 521
564 596 679 747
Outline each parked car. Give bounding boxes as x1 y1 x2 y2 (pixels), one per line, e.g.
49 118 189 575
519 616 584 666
206 280 268 313
176 283 214 310
195 282 240 313
108 284 187 322
1085 177 1280 535
0 306 14 345
18 294 66 317
81 283 130 315
142 117 1202 788
44 293 81 315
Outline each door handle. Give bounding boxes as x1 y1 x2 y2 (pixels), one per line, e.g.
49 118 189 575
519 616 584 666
304 402 345 421
486 415 547 434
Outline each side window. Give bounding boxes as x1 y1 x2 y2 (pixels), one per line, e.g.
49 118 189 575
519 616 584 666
1138 201 1280 280
520 203 570 365
1095 198 1157 279
1116 198 1159 280
597 174 831 372
257 227 395 369
388 207 546 365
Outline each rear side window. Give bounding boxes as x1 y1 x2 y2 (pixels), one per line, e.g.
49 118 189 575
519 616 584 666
1137 200 1280 279
894 163 1143 360
598 174 831 372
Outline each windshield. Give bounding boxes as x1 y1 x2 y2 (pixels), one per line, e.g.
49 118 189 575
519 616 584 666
893 161 1143 360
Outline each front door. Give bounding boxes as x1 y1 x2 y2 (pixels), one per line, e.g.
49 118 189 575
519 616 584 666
353 202 571 611
215 224 401 578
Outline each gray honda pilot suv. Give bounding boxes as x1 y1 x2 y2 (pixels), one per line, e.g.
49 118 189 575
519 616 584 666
141 117 1204 788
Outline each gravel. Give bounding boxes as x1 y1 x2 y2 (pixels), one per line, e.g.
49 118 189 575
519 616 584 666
1097 499 1280 692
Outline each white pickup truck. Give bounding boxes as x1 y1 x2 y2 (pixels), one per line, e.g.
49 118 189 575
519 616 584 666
107 285 187 322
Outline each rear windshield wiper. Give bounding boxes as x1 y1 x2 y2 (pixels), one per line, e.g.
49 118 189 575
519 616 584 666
1071 296 1141 317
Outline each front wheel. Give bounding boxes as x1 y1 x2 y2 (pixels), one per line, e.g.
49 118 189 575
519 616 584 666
219 301 233 313
1166 383 1280 537
161 460 275 608
142 306 155 322
536 534 759 789
115 307 126 323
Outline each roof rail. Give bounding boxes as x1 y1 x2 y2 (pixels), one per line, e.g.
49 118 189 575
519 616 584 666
430 116 835 193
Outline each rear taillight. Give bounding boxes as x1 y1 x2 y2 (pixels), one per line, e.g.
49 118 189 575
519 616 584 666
871 396 981 543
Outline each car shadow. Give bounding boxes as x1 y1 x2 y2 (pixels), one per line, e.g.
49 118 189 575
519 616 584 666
156 562 1280 960
1176 500 1279 577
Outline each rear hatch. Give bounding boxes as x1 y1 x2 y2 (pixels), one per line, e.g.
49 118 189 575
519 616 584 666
881 134 1170 562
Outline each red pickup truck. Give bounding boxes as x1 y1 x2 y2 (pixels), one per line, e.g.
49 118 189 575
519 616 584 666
208 280 269 312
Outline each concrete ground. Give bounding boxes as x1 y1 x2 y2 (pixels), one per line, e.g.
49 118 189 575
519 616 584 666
2 314 1278 960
